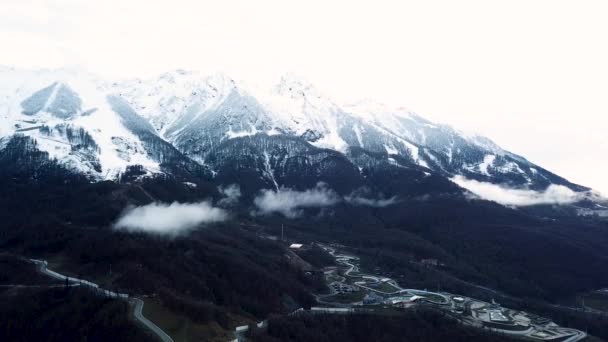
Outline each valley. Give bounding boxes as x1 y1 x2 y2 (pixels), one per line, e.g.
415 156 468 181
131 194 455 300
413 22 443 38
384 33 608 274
0 67 607 341
308 244 587 342
3 0 608 341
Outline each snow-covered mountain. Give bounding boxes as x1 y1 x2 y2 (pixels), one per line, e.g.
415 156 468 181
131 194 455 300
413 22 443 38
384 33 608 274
0 66 591 199
0 67 210 180
0 67 162 179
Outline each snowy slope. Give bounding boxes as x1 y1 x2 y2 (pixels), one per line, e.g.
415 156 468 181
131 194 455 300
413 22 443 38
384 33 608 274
263 74 349 152
121 71 591 191
0 67 160 179
0 66 590 194
110 70 238 135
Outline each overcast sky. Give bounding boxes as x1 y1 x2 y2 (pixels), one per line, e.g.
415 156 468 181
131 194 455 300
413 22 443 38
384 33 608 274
2 0 607 194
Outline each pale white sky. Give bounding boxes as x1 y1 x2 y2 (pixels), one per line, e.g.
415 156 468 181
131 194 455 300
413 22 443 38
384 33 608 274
2 0 607 194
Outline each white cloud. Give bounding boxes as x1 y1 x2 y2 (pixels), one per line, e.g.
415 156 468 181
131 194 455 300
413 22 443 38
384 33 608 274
451 176 586 207
253 183 340 218
114 201 228 235
344 188 399 207
345 195 398 208
253 183 400 217
218 184 241 206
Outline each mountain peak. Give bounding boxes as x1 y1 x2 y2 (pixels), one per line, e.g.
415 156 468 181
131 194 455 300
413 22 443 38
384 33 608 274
0 65 594 198
158 69 198 80
275 73 319 97
202 72 238 93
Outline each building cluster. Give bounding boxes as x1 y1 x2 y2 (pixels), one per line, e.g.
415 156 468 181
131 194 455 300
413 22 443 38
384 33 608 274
330 282 358 294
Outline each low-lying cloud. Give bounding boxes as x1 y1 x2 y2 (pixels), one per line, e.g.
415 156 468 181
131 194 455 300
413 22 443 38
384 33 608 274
114 201 228 235
345 187 399 207
252 183 400 218
253 183 340 218
345 195 399 207
218 184 241 206
451 176 586 207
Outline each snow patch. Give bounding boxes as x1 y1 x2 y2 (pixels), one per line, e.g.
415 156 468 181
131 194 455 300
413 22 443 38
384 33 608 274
478 154 496 176
262 151 279 190
384 144 399 155
353 124 364 147
401 140 428 167
226 125 259 139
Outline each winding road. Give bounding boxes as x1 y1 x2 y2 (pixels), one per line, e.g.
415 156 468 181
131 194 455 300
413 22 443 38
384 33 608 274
317 245 587 342
28 258 174 342
133 298 174 342
324 247 450 305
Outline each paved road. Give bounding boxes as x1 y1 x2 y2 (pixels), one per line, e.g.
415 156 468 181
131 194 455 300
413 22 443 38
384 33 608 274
318 245 586 341
28 258 173 342
0 284 79 288
326 247 450 304
133 298 174 342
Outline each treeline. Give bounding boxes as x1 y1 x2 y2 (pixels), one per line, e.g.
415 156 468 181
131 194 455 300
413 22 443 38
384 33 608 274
294 245 335 268
0 287 153 342
1 222 322 328
0 254 56 285
249 310 515 342
256 193 608 302
0 155 322 328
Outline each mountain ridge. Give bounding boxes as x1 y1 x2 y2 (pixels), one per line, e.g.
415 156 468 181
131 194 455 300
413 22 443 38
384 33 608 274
0 66 599 210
